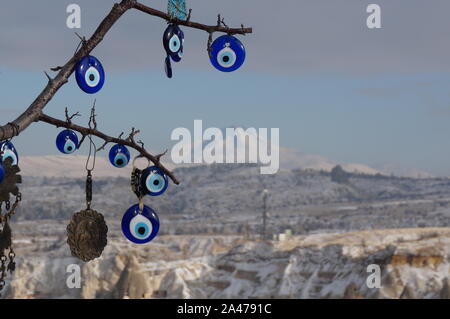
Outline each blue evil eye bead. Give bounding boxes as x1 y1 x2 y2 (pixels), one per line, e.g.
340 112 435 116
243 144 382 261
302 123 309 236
0 163 4 184
0 141 19 166
210 35 246 72
165 56 173 78
108 144 130 168
121 204 160 244
163 24 184 61
55 130 78 154
75 55 105 94
141 166 169 196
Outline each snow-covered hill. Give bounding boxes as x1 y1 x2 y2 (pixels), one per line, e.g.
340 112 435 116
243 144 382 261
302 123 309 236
18 147 432 179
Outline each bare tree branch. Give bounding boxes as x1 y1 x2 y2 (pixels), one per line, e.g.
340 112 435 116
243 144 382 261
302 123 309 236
38 113 179 185
133 2 252 35
0 0 253 186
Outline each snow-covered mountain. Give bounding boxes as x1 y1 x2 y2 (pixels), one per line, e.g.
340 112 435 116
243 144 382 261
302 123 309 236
278 147 382 175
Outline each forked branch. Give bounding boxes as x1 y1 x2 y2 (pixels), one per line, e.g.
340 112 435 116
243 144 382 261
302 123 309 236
0 0 253 186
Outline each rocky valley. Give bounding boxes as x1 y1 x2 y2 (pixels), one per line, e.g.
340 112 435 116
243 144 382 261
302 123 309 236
1 161 450 298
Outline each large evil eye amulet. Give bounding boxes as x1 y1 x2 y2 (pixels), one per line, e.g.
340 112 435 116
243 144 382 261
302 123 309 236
75 55 105 94
141 166 169 196
0 141 19 166
108 144 130 168
163 24 184 62
56 130 79 154
121 204 160 244
210 35 246 72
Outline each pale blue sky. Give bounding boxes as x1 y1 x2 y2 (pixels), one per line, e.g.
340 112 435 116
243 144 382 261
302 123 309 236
1 0 450 175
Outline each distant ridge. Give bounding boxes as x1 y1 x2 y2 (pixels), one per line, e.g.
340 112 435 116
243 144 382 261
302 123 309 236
19 155 174 178
18 150 433 179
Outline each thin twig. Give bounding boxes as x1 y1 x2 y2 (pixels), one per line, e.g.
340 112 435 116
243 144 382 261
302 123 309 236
186 8 192 22
65 107 81 124
77 134 87 149
127 127 140 143
74 32 87 44
50 66 63 72
44 71 53 83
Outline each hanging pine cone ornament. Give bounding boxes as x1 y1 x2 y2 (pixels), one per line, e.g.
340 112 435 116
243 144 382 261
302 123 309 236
66 209 108 262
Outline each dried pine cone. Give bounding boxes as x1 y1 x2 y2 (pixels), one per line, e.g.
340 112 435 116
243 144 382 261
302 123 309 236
66 209 108 262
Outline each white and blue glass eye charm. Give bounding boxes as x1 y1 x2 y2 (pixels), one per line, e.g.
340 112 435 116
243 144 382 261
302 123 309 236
163 24 184 63
108 144 130 168
163 24 184 78
210 35 246 72
0 141 19 166
141 166 169 196
56 130 79 154
121 204 160 244
75 55 105 94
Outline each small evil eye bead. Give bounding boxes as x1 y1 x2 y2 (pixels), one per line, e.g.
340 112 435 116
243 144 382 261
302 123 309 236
165 56 173 79
0 141 19 166
121 204 160 244
210 35 246 72
75 55 105 94
141 166 169 196
163 24 184 59
56 130 79 154
108 144 131 168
